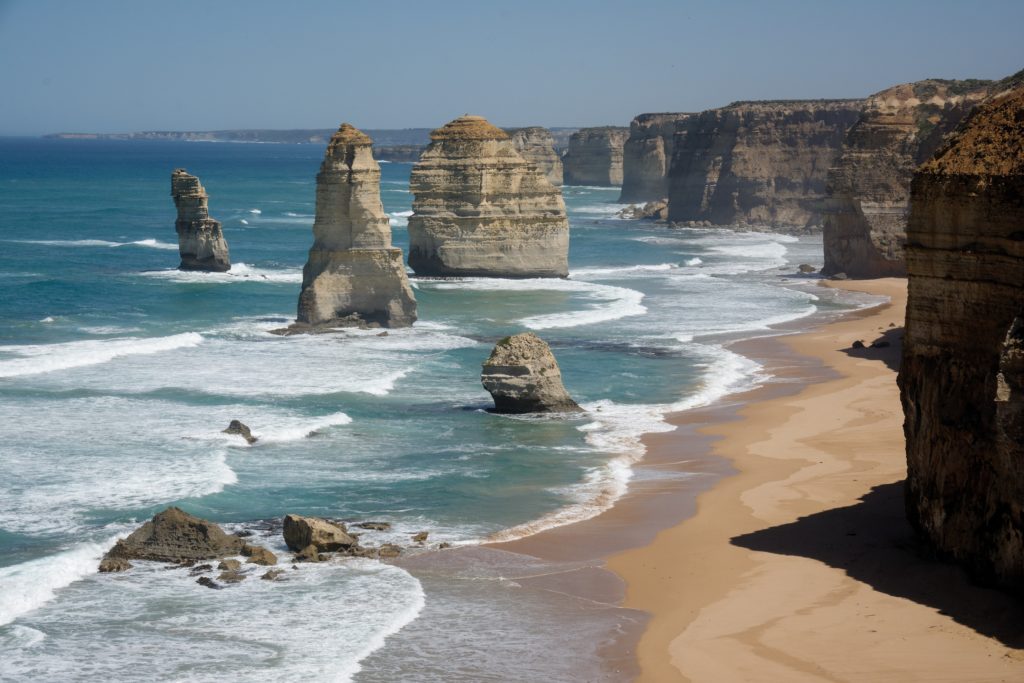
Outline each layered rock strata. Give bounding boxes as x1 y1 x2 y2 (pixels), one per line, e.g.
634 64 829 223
506 127 563 185
297 123 416 328
562 126 629 186
822 79 992 277
666 100 863 231
171 169 230 271
899 81 1024 591
407 115 570 278
619 113 695 202
481 332 582 413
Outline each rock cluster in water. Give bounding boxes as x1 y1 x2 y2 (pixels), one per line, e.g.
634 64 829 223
619 113 695 203
899 76 1024 592
407 115 570 278
296 123 417 328
171 168 231 272
481 332 582 414
562 127 629 186
506 127 563 186
822 79 992 277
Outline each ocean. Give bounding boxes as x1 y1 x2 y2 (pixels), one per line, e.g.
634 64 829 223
0 138 879 681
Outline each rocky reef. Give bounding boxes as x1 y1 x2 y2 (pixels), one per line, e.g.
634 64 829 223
822 80 992 277
562 126 629 186
899 79 1024 592
171 169 230 272
619 113 695 203
296 123 416 328
666 100 863 231
407 115 570 278
481 332 582 413
505 127 563 185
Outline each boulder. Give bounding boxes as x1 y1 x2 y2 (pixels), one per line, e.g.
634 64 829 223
481 332 582 414
241 544 278 566
98 556 132 573
196 576 221 590
282 514 356 552
217 570 246 584
223 420 257 444
100 507 244 567
411 531 429 544
293 544 321 563
217 559 241 571
261 569 286 581
797 264 817 274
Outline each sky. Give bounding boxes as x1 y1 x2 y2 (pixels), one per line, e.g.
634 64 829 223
1 0 1022 135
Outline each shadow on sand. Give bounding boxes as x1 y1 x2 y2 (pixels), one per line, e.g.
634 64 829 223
839 326 903 372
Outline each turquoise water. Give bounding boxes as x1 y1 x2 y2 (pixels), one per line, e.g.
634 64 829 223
0 138 869 681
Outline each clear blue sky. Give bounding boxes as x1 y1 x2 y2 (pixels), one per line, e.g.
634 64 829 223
1 0 1021 135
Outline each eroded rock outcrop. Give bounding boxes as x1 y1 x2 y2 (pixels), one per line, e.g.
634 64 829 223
171 169 230 272
899 79 1024 591
667 100 863 231
562 127 629 186
481 332 582 413
620 113 695 202
822 80 992 277
296 123 416 328
506 127 563 185
101 507 244 567
407 115 569 278
282 514 356 552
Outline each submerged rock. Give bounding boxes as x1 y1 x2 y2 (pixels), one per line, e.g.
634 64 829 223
223 419 257 444
282 514 356 552
171 169 230 272
562 127 629 186
481 332 582 414
261 569 286 581
101 507 244 567
241 543 278 566
98 556 132 573
196 576 221 590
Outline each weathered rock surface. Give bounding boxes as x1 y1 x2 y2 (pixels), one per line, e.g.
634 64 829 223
407 115 570 278
282 514 356 551
899 78 1024 592
242 543 278 566
223 419 257 444
617 200 668 221
822 79 992 277
297 124 417 328
562 127 629 186
171 169 231 272
506 127 563 185
481 332 582 414
667 100 863 232
101 507 244 566
620 113 695 202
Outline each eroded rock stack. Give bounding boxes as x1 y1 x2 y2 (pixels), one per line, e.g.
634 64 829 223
899 79 1024 591
619 113 695 203
297 123 416 328
666 100 863 231
481 332 582 413
506 127 563 185
171 169 230 272
562 126 629 186
822 80 992 277
407 115 570 278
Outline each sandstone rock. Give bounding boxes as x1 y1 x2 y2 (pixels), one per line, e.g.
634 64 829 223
355 522 391 531
196 576 221 590
223 419 257 444
296 123 417 328
293 544 320 563
261 569 286 581
217 570 246 584
282 514 356 551
407 115 570 278
411 531 429 544
101 507 244 567
899 75 1024 592
506 127 563 185
98 557 132 573
667 100 863 232
822 79 993 277
241 544 278 566
481 332 582 414
217 559 241 571
562 127 629 186
797 264 817 274
617 200 668 221
171 169 230 272
620 113 695 202
378 544 402 559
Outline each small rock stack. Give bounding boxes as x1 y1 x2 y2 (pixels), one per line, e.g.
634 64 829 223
481 332 582 413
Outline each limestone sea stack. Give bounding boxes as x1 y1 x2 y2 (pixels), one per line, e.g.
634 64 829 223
171 169 230 272
562 127 629 186
666 100 863 231
297 124 416 328
822 79 992 278
619 113 695 203
407 115 570 278
899 77 1024 591
505 127 564 185
481 332 582 413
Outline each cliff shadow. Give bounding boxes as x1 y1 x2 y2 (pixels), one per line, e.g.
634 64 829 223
732 481 1024 648
840 326 903 372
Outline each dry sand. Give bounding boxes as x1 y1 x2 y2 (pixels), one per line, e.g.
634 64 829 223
608 278 1024 682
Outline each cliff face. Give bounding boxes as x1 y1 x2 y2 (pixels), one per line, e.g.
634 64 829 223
899 82 1024 591
619 113 694 203
297 124 417 328
562 127 629 186
171 169 230 272
666 100 863 231
506 127 563 185
407 115 569 278
822 80 992 277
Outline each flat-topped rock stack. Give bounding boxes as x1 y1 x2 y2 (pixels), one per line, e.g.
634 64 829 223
619 113 695 203
562 126 629 186
296 123 416 328
506 127 564 185
171 169 231 272
407 115 570 278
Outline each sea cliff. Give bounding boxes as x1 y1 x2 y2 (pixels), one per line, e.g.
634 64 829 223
619 113 694 203
562 126 629 186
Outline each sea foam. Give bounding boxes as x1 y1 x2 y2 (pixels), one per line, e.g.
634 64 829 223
0 332 203 378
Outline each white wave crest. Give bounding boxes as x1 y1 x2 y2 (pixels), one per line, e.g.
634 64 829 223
139 263 303 284
0 332 203 378
8 238 178 250
254 411 353 443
